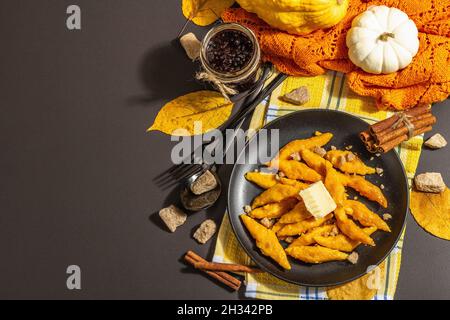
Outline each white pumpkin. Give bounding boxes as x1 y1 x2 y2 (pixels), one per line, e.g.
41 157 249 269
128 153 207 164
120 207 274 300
346 6 419 74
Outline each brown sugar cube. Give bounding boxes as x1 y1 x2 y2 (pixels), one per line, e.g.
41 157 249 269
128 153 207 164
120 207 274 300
279 86 310 106
424 133 447 149
190 170 218 195
193 219 217 244
179 32 201 60
414 172 446 193
159 205 187 232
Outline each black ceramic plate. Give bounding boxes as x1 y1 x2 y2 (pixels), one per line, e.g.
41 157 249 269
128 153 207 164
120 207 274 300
227 109 408 287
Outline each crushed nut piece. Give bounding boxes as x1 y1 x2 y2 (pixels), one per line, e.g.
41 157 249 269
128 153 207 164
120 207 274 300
330 225 339 236
345 145 353 150
336 155 347 167
376 153 381 157
347 252 359 264
190 170 218 195
290 152 301 161
179 32 201 60
278 171 286 178
380 173 384 177
353 196 358 200
345 153 356 162
331 146 337 150
414 172 446 193
312 146 327 157
370 157 374 161
279 86 310 105
159 205 187 233
376 167 384 175
193 219 217 244
260 218 275 229
424 133 447 149
244 205 251 213
380 184 385 190
383 213 393 221
275 174 281 181
344 207 353 215
253 168 259 172
284 236 295 243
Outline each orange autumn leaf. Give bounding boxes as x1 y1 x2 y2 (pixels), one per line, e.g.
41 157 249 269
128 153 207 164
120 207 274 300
410 188 450 241
182 0 235 26
148 90 233 136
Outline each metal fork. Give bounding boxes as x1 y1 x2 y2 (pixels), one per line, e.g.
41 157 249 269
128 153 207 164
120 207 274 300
154 72 288 189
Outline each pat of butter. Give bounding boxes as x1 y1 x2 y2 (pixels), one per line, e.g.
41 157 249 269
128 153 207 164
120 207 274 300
299 181 337 219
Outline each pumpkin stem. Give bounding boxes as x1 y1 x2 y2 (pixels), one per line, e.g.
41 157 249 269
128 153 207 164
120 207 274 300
379 32 395 41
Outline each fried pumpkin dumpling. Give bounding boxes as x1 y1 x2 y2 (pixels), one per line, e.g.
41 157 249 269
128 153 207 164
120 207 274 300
277 214 333 236
324 162 348 205
299 148 329 177
279 178 311 190
289 225 335 247
240 215 291 270
245 172 277 189
245 171 304 190
345 200 391 232
285 245 348 264
326 150 376 175
314 226 377 252
251 184 301 209
278 160 322 182
249 198 298 219
271 220 285 234
268 132 333 167
346 175 388 208
279 201 312 224
334 207 375 246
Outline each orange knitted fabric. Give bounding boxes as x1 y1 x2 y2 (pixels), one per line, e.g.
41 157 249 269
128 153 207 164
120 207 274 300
222 0 450 110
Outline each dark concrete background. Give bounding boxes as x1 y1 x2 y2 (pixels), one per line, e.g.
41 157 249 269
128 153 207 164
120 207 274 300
0 0 448 299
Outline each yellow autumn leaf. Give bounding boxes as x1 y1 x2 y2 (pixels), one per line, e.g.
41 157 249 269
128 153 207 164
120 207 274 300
327 261 386 300
182 0 235 26
410 188 450 241
148 90 233 136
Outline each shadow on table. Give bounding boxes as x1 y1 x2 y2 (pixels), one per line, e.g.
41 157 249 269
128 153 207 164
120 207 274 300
128 39 204 107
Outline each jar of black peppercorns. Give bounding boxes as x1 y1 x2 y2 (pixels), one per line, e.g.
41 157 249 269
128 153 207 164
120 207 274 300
200 23 262 94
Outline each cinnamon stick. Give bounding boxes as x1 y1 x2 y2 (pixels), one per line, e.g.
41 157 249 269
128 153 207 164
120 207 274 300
366 139 379 153
375 114 436 145
378 125 433 153
359 130 372 143
193 261 262 274
184 255 241 291
360 133 378 153
370 105 431 134
184 251 241 291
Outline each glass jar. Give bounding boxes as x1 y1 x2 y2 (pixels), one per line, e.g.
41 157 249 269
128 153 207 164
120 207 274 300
200 23 262 93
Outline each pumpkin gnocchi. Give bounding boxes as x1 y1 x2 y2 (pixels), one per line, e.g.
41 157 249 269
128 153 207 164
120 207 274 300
241 132 390 268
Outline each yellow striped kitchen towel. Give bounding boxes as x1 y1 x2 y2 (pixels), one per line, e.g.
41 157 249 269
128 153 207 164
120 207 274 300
213 71 425 300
